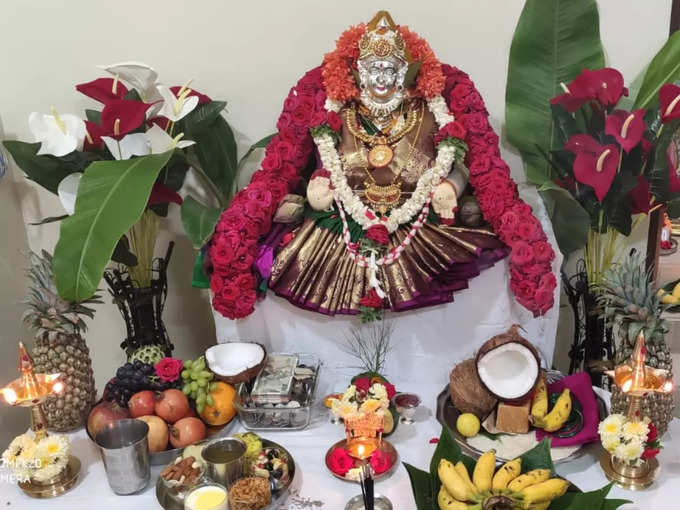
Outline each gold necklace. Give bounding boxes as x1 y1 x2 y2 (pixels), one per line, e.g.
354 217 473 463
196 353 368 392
345 102 419 168
346 102 425 215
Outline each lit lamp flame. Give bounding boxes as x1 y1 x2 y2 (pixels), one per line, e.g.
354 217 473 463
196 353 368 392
1 387 18 405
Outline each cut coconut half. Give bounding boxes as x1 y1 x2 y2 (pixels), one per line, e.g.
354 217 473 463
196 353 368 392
475 325 540 402
205 342 266 384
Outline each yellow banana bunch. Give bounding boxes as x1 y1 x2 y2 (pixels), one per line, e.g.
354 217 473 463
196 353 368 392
530 377 548 421
472 450 495 492
491 458 521 490
536 389 572 432
436 449 570 510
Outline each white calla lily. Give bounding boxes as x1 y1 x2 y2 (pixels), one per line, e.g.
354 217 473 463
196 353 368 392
145 124 195 153
29 109 86 157
57 173 82 215
97 61 160 102
156 84 199 122
101 133 149 160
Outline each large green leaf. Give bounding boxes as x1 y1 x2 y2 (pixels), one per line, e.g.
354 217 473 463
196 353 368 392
3 141 76 194
182 101 227 131
180 195 221 249
634 30 680 109
540 187 591 255
403 463 435 510
53 151 173 301
237 133 276 172
505 0 604 185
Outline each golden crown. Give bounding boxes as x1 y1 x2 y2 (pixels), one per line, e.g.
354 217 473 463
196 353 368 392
358 11 410 63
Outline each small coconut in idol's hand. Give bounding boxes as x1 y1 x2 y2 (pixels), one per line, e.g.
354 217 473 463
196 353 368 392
475 325 540 402
456 413 480 438
449 359 498 419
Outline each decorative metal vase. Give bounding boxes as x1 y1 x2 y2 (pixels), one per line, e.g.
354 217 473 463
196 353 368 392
104 242 175 357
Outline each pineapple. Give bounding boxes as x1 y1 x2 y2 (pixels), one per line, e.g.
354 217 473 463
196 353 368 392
598 250 674 435
23 250 102 431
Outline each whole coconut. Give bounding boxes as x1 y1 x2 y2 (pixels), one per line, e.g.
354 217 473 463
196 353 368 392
449 359 497 419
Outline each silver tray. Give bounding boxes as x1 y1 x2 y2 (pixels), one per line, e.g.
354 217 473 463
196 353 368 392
156 438 295 510
436 385 607 464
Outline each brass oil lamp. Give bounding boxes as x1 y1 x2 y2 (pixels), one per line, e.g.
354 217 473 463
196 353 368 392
0 342 81 498
600 331 674 490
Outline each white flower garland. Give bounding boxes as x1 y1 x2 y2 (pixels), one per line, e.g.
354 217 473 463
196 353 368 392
313 95 456 233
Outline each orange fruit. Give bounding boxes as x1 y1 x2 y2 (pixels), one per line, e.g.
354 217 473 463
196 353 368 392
199 382 236 426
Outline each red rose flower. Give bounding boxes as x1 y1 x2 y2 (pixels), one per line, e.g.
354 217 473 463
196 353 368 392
517 217 543 241
647 422 658 443
641 448 660 460
261 151 282 172
365 224 390 245
353 377 371 392
310 111 327 127
516 280 537 301
370 449 392 475
359 289 384 309
534 285 554 312
500 211 519 234
383 381 396 400
533 242 555 263
460 112 489 135
154 357 183 383
511 241 534 266
469 154 491 176
328 447 355 476
327 111 342 131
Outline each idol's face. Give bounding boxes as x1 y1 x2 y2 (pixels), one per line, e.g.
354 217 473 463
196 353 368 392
359 56 406 105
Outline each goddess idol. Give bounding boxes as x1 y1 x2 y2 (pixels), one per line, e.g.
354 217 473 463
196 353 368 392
209 11 557 320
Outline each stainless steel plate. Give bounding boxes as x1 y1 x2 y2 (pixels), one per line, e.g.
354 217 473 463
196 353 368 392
155 438 295 510
435 385 608 464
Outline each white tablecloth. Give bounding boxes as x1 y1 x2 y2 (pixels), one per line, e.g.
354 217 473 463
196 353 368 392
1 379 678 509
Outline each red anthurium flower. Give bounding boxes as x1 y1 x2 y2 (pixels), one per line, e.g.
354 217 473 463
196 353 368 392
629 175 651 214
148 182 183 207
659 83 680 123
83 120 106 150
666 149 680 193
147 116 170 131
564 134 619 202
605 109 646 153
76 77 129 104
100 99 152 139
551 68 627 112
170 86 211 105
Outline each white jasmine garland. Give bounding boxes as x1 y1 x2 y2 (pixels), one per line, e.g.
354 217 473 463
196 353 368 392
324 98 344 113
312 95 457 233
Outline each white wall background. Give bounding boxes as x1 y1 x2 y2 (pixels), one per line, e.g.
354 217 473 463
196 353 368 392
0 1 672 440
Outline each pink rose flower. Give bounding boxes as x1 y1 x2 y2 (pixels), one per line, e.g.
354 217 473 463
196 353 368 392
328 448 355 476
365 224 390 245
370 449 393 475
154 357 183 383
511 241 534 266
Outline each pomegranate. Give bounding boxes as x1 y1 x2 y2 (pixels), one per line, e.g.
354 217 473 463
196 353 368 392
155 389 190 423
169 417 206 448
128 391 155 418
183 407 197 418
136 415 169 452
87 401 130 439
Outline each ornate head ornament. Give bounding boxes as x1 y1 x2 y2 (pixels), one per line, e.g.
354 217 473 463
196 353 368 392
357 11 410 119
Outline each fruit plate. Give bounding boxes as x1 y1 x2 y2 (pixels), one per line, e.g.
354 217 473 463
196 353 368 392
155 438 295 510
325 439 399 483
435 386 607 464
85 402 237 466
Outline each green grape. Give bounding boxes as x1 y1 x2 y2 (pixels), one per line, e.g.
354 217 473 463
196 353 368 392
181 370 189 379
196 394 206 405
184 360 193 370
196 403 205 414
206 395 214 406
197 379 208 388
195 358 206 370
190 372 198 381
200 370 211 379
190 382 198 392
182 385 191 395
209 382 219 392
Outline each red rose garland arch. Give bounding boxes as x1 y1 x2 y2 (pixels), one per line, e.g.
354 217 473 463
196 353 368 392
210 26 557 320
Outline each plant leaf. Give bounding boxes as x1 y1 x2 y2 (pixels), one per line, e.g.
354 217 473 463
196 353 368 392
634 30 680 109
182 101 226 131
3 141 75 194
505 0 604 185
403 463 435 510
85 109 101 124
192 250 209 288
540 187 590 255
180 195 222 249
518 437 555 474
405 60 423 90
184 115 238 198
53 151 173 301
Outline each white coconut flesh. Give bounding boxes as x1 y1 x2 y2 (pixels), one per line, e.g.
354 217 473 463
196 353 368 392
205 342 265 376
476 343 538 400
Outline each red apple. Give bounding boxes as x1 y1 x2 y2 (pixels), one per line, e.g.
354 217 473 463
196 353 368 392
128 390 155 418
87 401 130 439
136 415 169 452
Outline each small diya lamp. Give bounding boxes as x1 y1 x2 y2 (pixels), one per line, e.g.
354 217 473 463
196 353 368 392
600 332 673 490
0 342 80 498
344 412 384 460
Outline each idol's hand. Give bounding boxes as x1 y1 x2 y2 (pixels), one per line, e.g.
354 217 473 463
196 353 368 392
432 179 458 224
